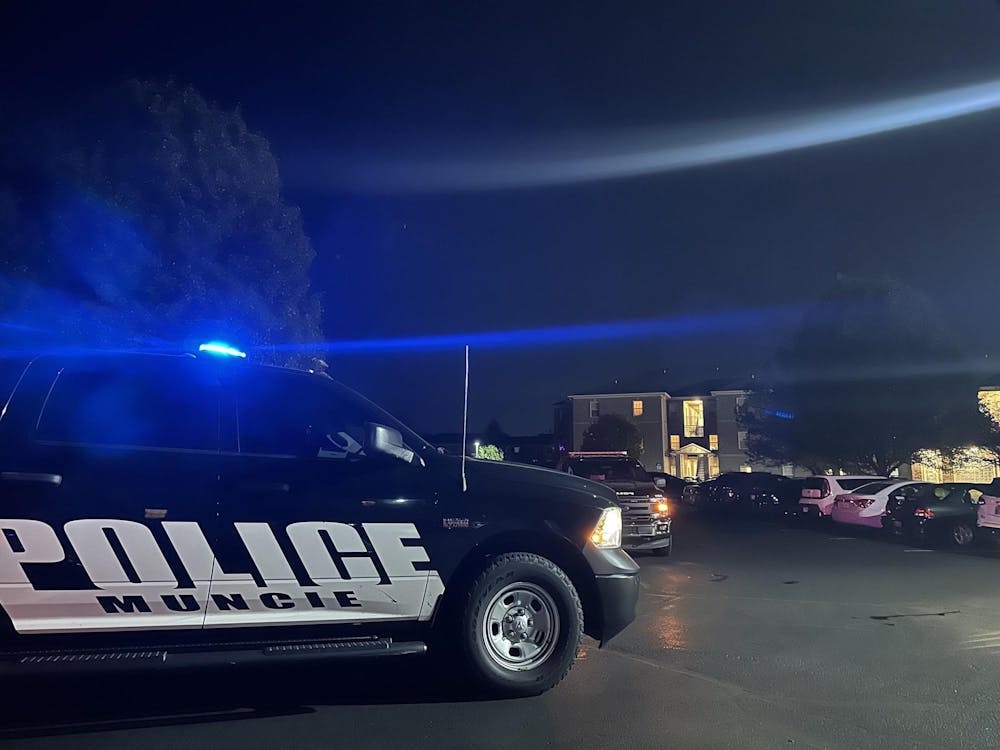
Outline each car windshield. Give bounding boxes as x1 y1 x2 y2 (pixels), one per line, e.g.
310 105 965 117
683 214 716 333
849 481 896 495
566 458 651 482
838 478 881 491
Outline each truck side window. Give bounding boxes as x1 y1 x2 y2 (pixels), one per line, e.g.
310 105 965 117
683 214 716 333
236 376 369 460
36 365 220 451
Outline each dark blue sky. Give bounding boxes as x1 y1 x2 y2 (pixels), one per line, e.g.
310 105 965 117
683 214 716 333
5 1 1000 433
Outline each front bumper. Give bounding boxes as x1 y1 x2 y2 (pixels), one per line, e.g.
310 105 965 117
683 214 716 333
583 544 640 645
624 533 672 550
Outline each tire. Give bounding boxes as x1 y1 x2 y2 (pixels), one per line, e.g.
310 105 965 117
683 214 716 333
950 522 975 548
460 552 583 697
653 545 671 557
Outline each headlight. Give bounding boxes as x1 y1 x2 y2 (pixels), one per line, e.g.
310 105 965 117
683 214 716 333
590 506 622 549
655 501 669 514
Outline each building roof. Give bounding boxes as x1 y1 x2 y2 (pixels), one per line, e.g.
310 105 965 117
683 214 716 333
569 372 755 400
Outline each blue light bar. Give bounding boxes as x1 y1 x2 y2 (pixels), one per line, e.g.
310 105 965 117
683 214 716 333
197 342 247 359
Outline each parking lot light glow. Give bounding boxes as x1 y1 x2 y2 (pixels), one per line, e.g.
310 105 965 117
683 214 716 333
198 342 247 358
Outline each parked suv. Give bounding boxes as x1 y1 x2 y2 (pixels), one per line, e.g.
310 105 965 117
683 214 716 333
557 453 672 556
0 349 639 696
798 475 884 520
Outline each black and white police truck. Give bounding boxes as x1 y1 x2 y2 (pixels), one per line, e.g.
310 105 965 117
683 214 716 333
0 346 638 696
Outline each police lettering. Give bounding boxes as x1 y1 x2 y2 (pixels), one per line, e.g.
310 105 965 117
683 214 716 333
0 518 445 633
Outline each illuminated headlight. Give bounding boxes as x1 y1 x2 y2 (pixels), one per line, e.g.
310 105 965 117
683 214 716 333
655 501 669 514
590 506 622 549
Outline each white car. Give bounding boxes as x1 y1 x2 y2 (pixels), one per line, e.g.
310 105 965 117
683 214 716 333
831 480 930 528
798 475 884 519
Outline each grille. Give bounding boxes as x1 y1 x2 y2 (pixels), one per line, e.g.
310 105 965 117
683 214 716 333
20 651 166 664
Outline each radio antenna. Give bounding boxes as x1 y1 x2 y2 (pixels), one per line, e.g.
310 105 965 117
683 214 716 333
461 344 469 492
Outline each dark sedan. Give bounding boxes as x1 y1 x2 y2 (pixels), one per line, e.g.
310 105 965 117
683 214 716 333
749 477 806 518
882 482 989 547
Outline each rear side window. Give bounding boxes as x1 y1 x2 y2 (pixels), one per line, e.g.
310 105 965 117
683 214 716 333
37 364 220 451
235 374 370 459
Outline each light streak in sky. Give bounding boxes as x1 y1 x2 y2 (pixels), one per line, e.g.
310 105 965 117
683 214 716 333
336 78 1000 192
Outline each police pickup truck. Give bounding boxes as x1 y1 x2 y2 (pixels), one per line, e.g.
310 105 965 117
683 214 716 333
0 346 638 696
557 452 672 556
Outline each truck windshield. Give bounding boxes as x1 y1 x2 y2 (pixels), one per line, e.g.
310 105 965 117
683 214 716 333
565 458 651 482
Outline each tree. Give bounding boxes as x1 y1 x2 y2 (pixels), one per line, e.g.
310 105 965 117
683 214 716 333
475 444 504 461
482 418 509 450
0 80 322 360
581 414 643 459
741 275 982 476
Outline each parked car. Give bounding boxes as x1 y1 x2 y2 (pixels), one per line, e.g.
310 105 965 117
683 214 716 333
556 452 672 556
976 478 1000 541
798 475 885 520
883 483 989 547
831 480 930 528
702 472 781 514
0 348 640 696
749 477 806 518
648 471 690 505
681 481 704 509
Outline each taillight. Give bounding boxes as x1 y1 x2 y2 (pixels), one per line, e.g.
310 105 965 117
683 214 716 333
914 507 935 519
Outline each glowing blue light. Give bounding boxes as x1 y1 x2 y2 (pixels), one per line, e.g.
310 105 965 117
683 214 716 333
263 306 803 355
198 342 247 359
765 409 796 420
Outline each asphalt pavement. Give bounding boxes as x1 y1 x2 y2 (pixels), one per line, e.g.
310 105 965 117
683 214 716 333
4 512 1000 750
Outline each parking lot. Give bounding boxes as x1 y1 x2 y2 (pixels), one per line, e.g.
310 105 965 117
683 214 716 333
3 512 999 750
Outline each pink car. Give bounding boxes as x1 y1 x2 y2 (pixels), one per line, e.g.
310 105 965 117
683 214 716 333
831 480 929 528
798 475 884 520
976 479 1000 539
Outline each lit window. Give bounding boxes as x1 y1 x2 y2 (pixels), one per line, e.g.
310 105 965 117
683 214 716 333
709 434 719 451
670 435 680 451
737 430 748 451
979 390 1000 425
708 455 720 478
683 400 704 437
632 400 643 417
739 464 752 473
589 399 600 419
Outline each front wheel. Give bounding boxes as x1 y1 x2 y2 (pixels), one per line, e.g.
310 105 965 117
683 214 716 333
461 552 583 697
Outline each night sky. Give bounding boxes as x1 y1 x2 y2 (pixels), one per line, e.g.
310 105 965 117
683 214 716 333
4 2 1000 435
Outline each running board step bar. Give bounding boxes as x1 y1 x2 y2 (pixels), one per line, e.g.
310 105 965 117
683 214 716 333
1 638 426 673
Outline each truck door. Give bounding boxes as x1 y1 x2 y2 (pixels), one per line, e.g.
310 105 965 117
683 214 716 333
0 357 221 638
211 369 443 633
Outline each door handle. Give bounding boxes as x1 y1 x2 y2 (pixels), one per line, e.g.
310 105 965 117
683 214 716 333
1 472 63 486
236 480 290 493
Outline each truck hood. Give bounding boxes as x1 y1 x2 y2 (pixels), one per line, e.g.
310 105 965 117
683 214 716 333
456 457 618 511
600 479 662 498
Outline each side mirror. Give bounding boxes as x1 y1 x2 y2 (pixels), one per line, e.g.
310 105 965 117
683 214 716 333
654 477 666 489
367 423 420 465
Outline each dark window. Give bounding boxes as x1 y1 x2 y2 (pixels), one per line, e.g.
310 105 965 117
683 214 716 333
37 364 220 451
565 457 650 482
236 374 371 460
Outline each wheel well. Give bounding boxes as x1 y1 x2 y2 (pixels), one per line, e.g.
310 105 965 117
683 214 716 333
435 530 603 640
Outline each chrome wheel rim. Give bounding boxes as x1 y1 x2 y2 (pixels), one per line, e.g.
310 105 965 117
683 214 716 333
482 582 560 671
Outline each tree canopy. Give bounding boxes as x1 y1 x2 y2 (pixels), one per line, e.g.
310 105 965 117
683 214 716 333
741 275 982 476
0 80 322 359
581 414 643 459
